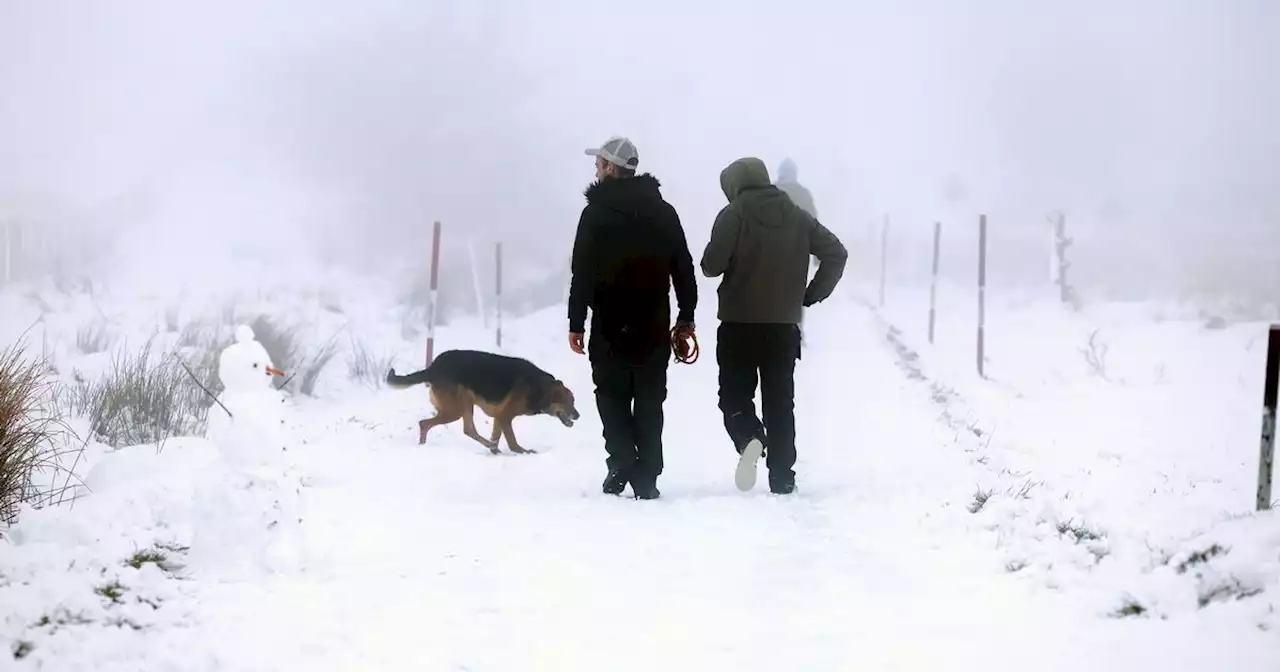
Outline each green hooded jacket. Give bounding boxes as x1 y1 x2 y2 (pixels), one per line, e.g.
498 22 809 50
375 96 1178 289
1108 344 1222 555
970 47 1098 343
700 157 847 324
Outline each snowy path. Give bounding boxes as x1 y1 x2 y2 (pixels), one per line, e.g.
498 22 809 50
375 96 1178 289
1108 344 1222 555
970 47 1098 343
16 304 1278 670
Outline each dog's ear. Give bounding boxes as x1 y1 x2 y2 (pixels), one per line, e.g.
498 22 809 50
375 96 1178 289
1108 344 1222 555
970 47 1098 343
553 381 573 403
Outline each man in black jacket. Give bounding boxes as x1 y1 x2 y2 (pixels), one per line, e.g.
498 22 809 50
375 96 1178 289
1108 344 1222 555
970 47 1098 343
568 136 698 500
701 157 848 495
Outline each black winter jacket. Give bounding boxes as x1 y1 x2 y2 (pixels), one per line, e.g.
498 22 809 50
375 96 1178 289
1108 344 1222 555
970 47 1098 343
568 174 697 357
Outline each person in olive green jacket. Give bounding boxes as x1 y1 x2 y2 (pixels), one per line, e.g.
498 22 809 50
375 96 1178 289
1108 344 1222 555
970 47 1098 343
700 156 847 494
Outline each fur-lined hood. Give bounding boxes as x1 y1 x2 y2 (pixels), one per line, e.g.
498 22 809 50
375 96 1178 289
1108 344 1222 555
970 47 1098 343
583 173 662 205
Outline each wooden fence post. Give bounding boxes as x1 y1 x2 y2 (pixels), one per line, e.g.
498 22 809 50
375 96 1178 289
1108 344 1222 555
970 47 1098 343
878 214 889 307
1052 212 1074 305
425 220 442 366
468 238 487 328
977 214 988 378
1257 325 1280 510
928 220 941 344
2 221 11 285
495 242 504 349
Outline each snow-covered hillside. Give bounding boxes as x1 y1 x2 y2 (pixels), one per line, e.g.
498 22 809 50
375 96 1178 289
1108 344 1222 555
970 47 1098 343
1 263 1277 671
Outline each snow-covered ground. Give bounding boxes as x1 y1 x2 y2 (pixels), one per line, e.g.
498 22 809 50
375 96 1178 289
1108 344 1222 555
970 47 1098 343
865 278 1280 619
2 264 1278 670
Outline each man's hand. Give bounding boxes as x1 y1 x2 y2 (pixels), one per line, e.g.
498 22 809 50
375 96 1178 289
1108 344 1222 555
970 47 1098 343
671 321 699 363
568 332 585 355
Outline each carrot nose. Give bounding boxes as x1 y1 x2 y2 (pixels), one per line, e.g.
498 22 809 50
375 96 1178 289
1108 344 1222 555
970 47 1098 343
266 366 285 376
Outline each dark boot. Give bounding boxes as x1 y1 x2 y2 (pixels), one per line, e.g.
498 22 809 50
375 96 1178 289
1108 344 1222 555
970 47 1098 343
768 472 796 495
602 469 629 496
631 481 661 500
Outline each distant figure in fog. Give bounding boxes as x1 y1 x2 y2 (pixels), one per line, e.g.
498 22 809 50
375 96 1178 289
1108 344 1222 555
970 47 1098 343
775 158 817 218
776 157 820 344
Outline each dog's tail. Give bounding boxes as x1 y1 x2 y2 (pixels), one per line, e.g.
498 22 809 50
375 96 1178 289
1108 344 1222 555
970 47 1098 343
385 366 432 389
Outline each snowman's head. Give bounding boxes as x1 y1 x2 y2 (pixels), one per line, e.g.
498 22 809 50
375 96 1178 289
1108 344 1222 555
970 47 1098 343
217 324 286 393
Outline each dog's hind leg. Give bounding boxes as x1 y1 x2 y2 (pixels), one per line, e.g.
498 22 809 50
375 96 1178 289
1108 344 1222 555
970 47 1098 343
462 403 501 454
418 411 460 445
418 386 461 445
497 416 535 454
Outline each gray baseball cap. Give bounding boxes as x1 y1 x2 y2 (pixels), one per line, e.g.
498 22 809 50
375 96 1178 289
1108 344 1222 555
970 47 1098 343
585 136 639 171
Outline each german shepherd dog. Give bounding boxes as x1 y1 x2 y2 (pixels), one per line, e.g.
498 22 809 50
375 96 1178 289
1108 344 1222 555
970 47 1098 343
385 349 580 454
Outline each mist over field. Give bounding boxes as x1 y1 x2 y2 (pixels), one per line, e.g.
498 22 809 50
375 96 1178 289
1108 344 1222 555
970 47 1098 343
6 4 1280 668
2 0 1277 304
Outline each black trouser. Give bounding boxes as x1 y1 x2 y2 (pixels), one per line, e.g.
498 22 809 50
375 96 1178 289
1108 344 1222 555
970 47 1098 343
589 338 670 488
716 322 801 484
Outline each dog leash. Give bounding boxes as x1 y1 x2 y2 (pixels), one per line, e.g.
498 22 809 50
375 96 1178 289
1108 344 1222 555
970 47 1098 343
670 324 699 364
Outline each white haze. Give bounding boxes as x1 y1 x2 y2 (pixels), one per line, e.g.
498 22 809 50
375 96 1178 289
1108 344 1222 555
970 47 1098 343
2 0 1277 303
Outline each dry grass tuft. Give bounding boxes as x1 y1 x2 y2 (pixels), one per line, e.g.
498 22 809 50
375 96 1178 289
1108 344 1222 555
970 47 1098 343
63 337 216 450
348 337 395 389
0 339 78 526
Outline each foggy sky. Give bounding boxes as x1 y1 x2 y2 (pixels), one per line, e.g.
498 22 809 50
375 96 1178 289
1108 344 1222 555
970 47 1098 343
2 0 1277 299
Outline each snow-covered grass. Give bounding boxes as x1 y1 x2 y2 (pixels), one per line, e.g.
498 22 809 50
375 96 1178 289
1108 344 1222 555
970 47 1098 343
0 260 1277 670
864 276 1280 625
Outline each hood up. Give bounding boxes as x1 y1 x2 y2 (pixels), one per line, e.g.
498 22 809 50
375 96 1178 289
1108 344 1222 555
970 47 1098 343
719 157 771 202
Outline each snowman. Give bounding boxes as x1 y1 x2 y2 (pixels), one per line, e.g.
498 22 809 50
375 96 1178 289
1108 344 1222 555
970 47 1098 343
189 323 306 578
206 324 289 467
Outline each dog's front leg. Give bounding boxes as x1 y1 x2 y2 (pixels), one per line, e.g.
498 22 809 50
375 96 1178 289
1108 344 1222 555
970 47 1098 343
498 417 535 454
463 405 501 454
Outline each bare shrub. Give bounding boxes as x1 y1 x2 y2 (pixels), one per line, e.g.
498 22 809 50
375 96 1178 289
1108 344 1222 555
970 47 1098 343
1174 543 1228 574
1112 597 1147 618
63 338 216 449
295 340 339 396
968 488 994 514
173 320 231 399
247 315 339 396
1056 519 1104 543
177 319 227 351
348 338 395 389
1079 328 1110 381
75 321 114 354
220 301 239 327
163 305 180 332
248 315 301 374
1 340 77 526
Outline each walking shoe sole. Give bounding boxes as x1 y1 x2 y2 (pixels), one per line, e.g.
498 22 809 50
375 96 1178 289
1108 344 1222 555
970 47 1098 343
734 438 765 492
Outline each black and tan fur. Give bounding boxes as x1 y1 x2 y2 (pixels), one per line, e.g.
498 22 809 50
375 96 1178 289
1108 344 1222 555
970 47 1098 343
386 349 580 454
